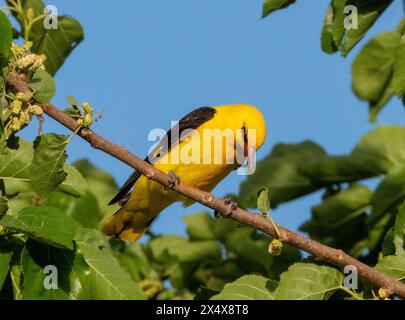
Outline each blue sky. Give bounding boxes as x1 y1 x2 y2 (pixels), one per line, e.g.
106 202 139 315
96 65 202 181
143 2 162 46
11 0 405 236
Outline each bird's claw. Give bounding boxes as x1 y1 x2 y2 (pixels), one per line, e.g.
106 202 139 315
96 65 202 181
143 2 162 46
165 171 180 190
223 197 238 217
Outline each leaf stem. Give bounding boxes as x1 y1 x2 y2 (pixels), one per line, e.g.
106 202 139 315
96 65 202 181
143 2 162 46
339 285 364 300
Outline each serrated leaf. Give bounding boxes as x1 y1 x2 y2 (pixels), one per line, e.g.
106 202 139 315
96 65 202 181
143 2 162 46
31 16 84 75
29 70 55 103
21 240 87 300
340 0 393 56
275 262 344 300
30 133 68 197
211 275 277 300
375 255 405 281
7 0 84 76
0 11 12 59
352 32 400 102
0 139 33 181
0 206 78 249
262 0 296 18
75 228 146 300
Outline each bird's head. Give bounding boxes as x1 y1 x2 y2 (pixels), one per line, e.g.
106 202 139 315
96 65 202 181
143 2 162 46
213 104 267 170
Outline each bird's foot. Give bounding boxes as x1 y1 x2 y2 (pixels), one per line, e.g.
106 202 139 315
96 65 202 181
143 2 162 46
165 171 180 190
223 197 238 217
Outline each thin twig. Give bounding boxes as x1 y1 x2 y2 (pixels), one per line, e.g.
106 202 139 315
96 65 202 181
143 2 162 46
6 71 405 299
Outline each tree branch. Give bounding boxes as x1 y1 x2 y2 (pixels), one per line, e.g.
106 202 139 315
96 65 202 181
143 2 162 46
6 71 405 299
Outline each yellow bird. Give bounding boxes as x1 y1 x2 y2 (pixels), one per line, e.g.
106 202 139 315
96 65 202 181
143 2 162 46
102 104 267 242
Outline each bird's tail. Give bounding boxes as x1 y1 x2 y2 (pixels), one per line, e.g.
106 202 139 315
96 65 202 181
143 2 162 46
102 207 149 242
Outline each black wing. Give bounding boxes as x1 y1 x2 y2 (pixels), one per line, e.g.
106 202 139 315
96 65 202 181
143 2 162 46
108 106 217 206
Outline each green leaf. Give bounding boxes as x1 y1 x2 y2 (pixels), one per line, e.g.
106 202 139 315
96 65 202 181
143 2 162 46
352 126 405 174
29 70 56 103
31 16 84 76
149 235 188 262
30 133 68 197
58 165 88 198
0 139 33 181
239 141 374 208
257 188 270 214
262 0 296 18
368 77 394 123
393 36 405 97
382 227 395 256
375 255 405 281
21 240 86 300
0 196 8 218
150 234 221 264
3 179 36 215
352 32 400 102
75 228 146 300
239 141 326 208
195 287 220 300
211 275 277 300
300 184 371 255
0 241 14 290
66 96 79 107
394 202 405 256
0 206 78 249
340 1 393 56
225 228 274 275
73 159 119 216
183 212 216 241
112 242 154 282
320 0 346 54
371 165 405 220
7 0 84 76
275 262 344 300
169 241 222 264
0 11 12 59
45 191 103 229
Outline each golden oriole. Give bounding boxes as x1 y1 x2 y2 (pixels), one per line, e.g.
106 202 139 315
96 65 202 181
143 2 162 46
102 104 267 242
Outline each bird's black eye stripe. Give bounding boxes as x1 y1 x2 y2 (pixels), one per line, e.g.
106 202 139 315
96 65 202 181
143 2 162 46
242 123 248 144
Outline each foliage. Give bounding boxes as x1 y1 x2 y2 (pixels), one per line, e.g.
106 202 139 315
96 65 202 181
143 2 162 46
262 0 404 122
0 0 404 300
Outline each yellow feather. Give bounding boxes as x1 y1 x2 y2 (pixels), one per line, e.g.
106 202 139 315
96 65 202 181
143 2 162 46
102 104 267 242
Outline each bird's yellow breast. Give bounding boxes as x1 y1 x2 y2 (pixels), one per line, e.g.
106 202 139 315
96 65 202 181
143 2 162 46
103 104 267 242
126 111 241 211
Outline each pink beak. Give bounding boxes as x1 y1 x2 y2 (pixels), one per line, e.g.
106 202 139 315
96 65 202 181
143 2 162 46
247 146 256 172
